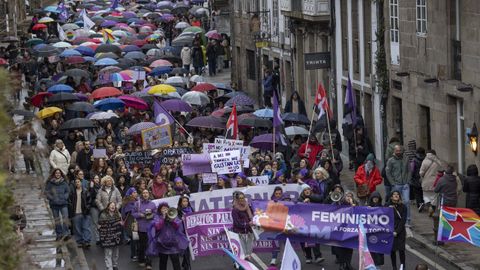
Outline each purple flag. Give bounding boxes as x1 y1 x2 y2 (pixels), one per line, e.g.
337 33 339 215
57 1 69 22
273 91 283 128
344 77 357 126
111 0 119 10
153 100 174 125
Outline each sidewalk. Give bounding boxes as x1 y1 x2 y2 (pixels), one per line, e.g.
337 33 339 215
339 164 479 270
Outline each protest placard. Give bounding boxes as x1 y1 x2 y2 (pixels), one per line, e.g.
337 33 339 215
182 153 212 176
210 150 242 174
124 151 153 169
98 219 123 248
247 175 270 186
93 148 107 158
141 125 172 149
202 173 218 184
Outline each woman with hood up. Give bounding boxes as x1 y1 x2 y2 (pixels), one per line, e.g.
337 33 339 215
45 168 70 241
132 189 157 269
284 91 307 116
368 191 385 268
121 187 139 262
386 190 407 270
354 153 383 205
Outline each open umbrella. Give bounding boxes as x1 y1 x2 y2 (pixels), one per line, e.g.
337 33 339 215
249 133 287 150
94 98 125 111
127 122 157 135
118 95 149 110
181 91 210 106
88 110 119 120
60 49 82 57
165 76 186 85
32 24 48 31
282 112 310 125
36 107 63 119
192 83 217 92
94 57 119 66
60 118 96 131
225 94 255 107
239 117 273 128
47 84 74 93
186 116 225 129
148 84 176 95
124 51 146 60
91 87 122 100
150 59 173 67
95 44 121 54
285 126 310 137
67 102 96 112
150 66 173 76
160 99 192 112
190 75 205 83
64 68 91 79
174 21 190 29
253 108 273 118
31 92 53 107
48 92 79 104
53 41 72 48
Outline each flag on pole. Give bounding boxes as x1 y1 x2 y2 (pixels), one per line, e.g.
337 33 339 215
358 222 377 270
273 91 283 128
437 206 480 247
314 83 332 120
224 226 245 259
153 100 174 126
81 9 95 30
100 29 116 44
57 23 67 41
280 238 301 270
226 103 238 140
344 76 357 126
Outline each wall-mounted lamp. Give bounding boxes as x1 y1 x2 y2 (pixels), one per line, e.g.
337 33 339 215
468 123 478 156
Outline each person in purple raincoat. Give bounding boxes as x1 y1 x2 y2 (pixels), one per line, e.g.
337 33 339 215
132 189 157 269
121 187 139 262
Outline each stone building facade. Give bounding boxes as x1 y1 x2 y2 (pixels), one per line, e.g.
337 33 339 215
0 0 27 39
385 0 480 173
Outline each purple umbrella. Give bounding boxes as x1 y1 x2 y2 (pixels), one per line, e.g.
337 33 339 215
101 20 117 27
249 133 285 150
74 93 89 101
225 94 255 107
119 95 149 110
160 99 192 112
127 121 157 135
186 116 225 129
122 11 137 18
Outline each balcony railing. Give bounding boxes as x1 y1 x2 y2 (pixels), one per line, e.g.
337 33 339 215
281 0 330 18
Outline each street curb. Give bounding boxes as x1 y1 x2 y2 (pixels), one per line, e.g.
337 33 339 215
408 233 476 270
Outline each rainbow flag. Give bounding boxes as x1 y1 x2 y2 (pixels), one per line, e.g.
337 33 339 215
437 206 480 247
101 29 115 44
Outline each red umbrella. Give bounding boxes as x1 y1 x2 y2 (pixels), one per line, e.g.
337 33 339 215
32 24 48 31
31 92 53 107
91 87 122 100
65 56 86 64
192 83 217 92
131 39 147 47
0 58 7 65
118 95 148 110
149 59 173 68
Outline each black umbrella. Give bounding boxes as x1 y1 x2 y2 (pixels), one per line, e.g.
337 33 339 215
95 44 121 54
239 117 272 128
282 113 310 125
170 67 189 75
224 106 255 114
67 102 96 112
48 92 79 104
34 45 61 57
60 118 95 130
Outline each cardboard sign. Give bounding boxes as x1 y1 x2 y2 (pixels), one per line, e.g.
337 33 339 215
247 175 270 186
203 141 250 168
124 151 153 168
98 218 122 248
210 150 242 174
141 125 172 149
202 173 218 184
93 148 107 158
182 153 212 176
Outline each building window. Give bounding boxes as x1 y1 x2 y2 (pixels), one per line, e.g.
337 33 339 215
416 0 427 35
389 0 400 65
246 49 256 80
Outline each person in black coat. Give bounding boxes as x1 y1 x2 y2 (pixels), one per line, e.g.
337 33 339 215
461 164 480 215
368 191 385 268
77 141 93 176
69 178 92 247
348 127 373 171
387 190 407 270
284 91 307 116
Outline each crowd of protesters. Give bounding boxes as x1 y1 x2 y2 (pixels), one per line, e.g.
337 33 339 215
2 0 479 270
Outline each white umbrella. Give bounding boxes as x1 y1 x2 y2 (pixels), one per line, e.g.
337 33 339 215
165 76 187 85
62 23 79 31
53 41 72 48
112 30 128 38
88 110 119 120
285 126 310 137
190 74 205 83
146 48 162 57
175 21 190 29
181 91 210 106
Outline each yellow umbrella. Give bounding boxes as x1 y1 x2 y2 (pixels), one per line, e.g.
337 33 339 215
148 84 177 95
36 107 63 119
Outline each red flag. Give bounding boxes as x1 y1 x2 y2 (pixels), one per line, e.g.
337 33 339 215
226 103 238 139
315 83 332 120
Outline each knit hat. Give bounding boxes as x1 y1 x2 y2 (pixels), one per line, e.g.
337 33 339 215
275 171 284 178
174 177 184 183
125 187 137 197
366 153 375 162
299 168 309 177
236 172 247 179
219 175 229 180
300 183 311 193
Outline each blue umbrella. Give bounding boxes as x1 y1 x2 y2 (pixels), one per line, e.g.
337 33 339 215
122 45 141 53
150 66 173 76
44 6 60 13
83 56 96 62
254 108 273 118
48 84 74 93
93 98 125 111
75 46 95 56
60 49 82 57
94 58 119 66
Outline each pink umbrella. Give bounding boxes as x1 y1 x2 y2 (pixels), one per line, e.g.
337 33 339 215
119 95 149 110
207 32 222 40
150 59 173 68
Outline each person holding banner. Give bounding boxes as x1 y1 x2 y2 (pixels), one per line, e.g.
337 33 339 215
177 195 194 270
367 191 385 268
231 191 255 261
99 202 122 270
210 175 231 191
387 191 407 270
